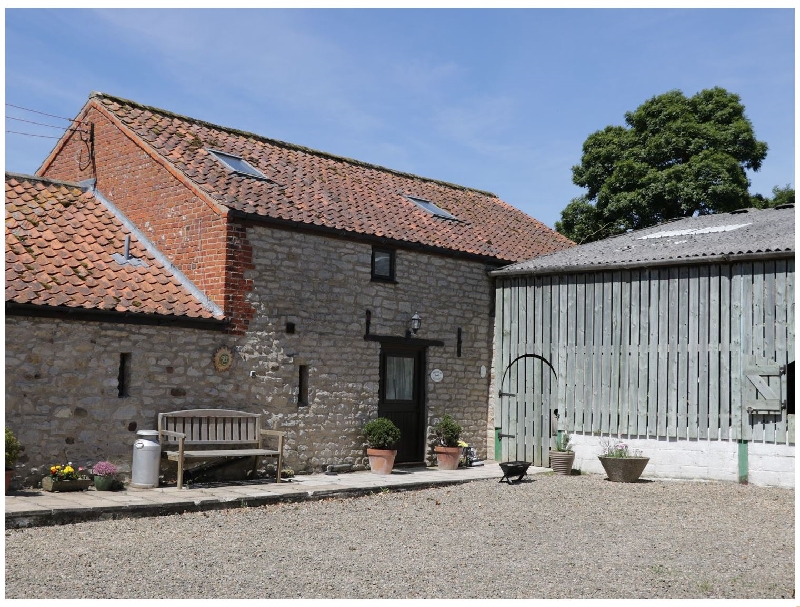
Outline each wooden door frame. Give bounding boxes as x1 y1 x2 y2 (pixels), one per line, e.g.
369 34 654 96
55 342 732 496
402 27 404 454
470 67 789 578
378 343 427 465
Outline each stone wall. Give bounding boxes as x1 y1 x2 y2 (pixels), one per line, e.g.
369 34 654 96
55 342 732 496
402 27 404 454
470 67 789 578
5 223 496 485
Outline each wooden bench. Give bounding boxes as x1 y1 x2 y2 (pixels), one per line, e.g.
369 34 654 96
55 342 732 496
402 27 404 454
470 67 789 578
157 409 286 490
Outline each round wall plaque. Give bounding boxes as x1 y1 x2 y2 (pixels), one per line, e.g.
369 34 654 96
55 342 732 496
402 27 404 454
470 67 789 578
430 368 443 383
213 346 234 372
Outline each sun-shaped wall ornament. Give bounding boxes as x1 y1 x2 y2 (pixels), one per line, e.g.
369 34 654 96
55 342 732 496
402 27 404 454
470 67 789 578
213 346 234 372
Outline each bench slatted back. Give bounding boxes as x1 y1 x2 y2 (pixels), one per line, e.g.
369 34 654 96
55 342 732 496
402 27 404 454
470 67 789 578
158 409 262 446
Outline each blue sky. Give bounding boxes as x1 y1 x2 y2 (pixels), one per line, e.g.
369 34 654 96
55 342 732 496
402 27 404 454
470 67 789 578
4 8 795 229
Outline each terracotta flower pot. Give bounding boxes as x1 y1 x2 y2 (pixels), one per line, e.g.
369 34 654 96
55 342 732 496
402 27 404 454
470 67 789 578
366 448 397 475
434 446 462 470
598 456 649 482
549 450 575 476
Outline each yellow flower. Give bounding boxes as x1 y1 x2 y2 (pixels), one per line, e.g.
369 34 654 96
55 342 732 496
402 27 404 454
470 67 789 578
457 440 469 448
63 466 74 474
50 466 57 473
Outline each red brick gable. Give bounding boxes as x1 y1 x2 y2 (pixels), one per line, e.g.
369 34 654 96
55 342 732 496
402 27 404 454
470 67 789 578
5 173 221 321
58 93 573 264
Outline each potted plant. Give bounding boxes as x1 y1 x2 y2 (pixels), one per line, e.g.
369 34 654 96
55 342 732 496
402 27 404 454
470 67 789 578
363 417 401 475
42 462 91 492
598 439 649 482
549 432 575 476
92 461 118 491
433 414 462 470
5 428 21 493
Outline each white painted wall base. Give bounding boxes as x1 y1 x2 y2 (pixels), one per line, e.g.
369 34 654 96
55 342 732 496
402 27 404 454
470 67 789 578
568 433 794 488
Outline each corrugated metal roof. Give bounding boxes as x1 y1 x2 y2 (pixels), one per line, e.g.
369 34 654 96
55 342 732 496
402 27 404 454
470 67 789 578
493 205 795 276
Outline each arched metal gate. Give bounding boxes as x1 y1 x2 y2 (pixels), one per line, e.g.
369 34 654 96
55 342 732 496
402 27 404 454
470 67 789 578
496 353 557 466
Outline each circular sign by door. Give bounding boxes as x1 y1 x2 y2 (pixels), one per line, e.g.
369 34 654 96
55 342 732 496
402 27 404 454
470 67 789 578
430 368 443 383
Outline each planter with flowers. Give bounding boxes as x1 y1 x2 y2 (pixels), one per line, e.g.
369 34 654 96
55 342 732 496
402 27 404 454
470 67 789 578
42 462 91 492
363 417 401 475
549 433 575 476
598 439 649 482
5 428 21 493
92 461 118 491
433 415 463 471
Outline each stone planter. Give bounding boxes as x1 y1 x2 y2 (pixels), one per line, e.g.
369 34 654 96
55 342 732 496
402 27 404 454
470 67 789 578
93 475 116 491
366 448 397 475
598 456 649 482
434 446 462 470
41 477 92 492
549 450 575 476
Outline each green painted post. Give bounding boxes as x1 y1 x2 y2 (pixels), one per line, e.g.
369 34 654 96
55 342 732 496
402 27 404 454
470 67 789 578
738 440 748 484
494 428 502 461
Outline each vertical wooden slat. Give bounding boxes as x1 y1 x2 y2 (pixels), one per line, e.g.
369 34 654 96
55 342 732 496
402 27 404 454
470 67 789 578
575 274 587 433
677 266 690 439
565 275 577 433
542 276 553 456
638 270 650 435
592 275 604 434
600 273 613 434
583 275 595 433
493 281 505 444
774 260 787 444
557 276 568 435
500 279 512 461
524 279 535 463
719 265 732 439
647 271 659 437
731 264 744 441
534 277 545 465
667 267 680 438
687 266 700 440
708 265 721 440
619 271 631 436
657 269 669 438
697 265 710 440
629 272 641 436
609 272 621 434
763 262 777 444
509 280 520 460
788 260 795 445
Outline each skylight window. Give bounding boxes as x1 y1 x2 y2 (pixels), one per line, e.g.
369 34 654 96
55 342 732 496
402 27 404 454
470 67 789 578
405 195 457 220
209 149 267 179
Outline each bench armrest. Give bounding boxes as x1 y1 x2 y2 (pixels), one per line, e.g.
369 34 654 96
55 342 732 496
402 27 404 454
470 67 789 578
160 430 187 439
260 430 286 438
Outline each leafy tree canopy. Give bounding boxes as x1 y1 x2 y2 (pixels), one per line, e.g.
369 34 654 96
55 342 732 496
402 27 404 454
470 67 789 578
556 87 769 243
751 184 795 209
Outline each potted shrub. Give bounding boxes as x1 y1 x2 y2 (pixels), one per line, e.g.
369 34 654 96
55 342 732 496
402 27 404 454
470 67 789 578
549 432 575 476
598 439 649 482
433 414 462 470
5 428 21 493
363 417 401 475
92 461 118 491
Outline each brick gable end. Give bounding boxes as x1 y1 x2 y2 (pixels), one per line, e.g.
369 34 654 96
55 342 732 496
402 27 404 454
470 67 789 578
40 104 255 332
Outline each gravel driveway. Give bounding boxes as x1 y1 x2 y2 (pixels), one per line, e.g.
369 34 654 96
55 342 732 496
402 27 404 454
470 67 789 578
5 473 794 599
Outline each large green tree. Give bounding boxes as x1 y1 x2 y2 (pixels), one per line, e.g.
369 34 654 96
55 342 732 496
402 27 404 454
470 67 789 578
556 87 769 243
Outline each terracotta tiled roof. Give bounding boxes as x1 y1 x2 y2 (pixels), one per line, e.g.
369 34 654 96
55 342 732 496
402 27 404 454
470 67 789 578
5 173 221 320
91 93 574 263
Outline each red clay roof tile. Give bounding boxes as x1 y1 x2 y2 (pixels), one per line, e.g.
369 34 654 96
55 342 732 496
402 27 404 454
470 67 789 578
5 173 220 320
93 93 574 263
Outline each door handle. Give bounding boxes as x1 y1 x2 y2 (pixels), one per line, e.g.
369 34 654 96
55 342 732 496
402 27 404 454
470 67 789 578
498 433 514 439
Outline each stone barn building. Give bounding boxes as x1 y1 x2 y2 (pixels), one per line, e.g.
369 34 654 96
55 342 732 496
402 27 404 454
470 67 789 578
7 92 573 483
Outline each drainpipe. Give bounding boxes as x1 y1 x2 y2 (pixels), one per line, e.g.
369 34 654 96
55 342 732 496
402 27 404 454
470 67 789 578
738 440 748 484
494 428 502 461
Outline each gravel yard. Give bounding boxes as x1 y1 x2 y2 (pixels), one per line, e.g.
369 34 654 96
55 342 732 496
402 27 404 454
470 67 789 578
5 473 794 599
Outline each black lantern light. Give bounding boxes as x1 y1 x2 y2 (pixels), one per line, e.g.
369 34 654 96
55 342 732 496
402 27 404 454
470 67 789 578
410 312 422 335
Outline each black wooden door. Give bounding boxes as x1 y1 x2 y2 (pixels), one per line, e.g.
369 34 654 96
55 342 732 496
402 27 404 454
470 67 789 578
378 345 425 464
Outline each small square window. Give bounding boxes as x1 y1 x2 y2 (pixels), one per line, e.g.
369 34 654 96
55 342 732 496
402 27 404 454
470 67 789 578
371 247 395 282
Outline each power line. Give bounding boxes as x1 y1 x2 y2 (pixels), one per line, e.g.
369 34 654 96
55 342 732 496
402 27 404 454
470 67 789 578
6 130 67 139
5 103 88 124
6 115 87 131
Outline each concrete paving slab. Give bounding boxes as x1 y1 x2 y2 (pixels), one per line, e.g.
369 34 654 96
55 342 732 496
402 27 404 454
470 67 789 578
5 463 547 528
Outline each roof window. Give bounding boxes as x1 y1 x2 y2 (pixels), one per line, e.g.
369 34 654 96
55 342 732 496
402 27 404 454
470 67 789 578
405 195 456 220
209 149 267 179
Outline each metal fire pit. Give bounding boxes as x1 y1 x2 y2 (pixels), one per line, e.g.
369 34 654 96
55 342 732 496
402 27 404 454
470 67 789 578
499 460 531 484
